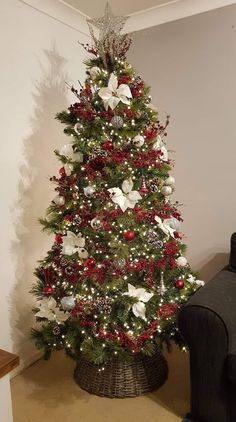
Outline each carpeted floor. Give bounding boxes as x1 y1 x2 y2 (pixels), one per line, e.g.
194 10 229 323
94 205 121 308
11 347 189 422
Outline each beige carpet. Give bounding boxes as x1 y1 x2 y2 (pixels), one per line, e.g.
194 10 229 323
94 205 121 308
11 347 189 422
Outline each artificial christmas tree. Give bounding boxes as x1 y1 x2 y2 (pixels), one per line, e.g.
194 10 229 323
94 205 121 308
31 3 204 397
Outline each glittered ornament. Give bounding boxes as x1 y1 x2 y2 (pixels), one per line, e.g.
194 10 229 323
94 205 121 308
65 266 75 276
61 296 75 311
73 216 82 226
91 147 108 158
60 257 68 267
146 230 163 248
176 256 187 267
161 186 172 196
102 140 113 151
95 297 113 314
91 217 102 229
53 195 65 206
175 279 185 289
84 185 95 197
113 258 126 269
165 176 175 187
52 325 61 336
123 230 135 241
43 285 53 295
133 135 145 147
85 258 96 268
111 115 123 128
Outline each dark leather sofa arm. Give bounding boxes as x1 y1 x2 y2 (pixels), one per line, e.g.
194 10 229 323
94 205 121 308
178 269 236 422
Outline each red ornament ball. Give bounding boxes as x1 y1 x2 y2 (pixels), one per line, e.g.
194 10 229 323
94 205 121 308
55 234 63 244
123 230 136 241
59 167 66 177
43 285 53 295
84 258 96 269
175 279 185 289
102 140 113 151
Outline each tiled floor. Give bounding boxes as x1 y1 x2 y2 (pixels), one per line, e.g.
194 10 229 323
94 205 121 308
11 347 189 422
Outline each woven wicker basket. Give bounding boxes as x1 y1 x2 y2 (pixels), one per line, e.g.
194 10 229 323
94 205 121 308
74 351 168 398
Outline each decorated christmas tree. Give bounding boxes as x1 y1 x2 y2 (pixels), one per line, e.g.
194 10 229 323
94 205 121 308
31 4 204 385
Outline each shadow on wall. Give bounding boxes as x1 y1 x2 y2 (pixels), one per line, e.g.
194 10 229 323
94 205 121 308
10 44 69 369
197 252 229 282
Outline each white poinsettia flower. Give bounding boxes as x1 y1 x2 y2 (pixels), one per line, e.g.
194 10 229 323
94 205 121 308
64 163 73 176
187 274 205 287
62 231 88 258
154 216 176 238
152 135 168 161
35 297 69 323
60 144 83 163
108 178 142 212
98 72 132 110
164 217 181 232
124 283 153 320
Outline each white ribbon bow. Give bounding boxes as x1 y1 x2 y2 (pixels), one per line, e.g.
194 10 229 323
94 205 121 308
108 179 142 212
152 135 168 161
35 297 69 323
62 231 88 258
60 144 83 163
124 283 153 320
98 73 132 110
154 216 176 238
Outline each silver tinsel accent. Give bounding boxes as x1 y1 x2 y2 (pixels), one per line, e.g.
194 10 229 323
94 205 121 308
91 147 108 159
113 258 126 269
111 115 123 128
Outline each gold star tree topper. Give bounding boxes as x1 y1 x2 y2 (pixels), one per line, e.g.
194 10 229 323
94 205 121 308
87 2 132 66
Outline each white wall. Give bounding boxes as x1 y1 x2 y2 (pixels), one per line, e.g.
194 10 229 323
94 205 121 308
0 375 13 422
128 4 236 281
0 0 88 370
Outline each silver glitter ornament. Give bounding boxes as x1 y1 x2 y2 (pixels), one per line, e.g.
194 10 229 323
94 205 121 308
113 258 126 269
73 216 82 226
111 115 123 129
95 297 113 314
52 325 61 336
146 230 163 248
61 296 75 311
91 147 108 159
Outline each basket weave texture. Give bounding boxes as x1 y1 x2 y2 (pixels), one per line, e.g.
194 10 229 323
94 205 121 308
74 350 168 398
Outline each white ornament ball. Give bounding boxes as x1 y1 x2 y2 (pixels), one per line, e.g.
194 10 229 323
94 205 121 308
84 186 95 197
161 185 172 196
61 296 75 311
89 66 101 78
133 135 145 147
165 176 175 187
91 217 102 229
176 256 188 267
53 195 65 206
